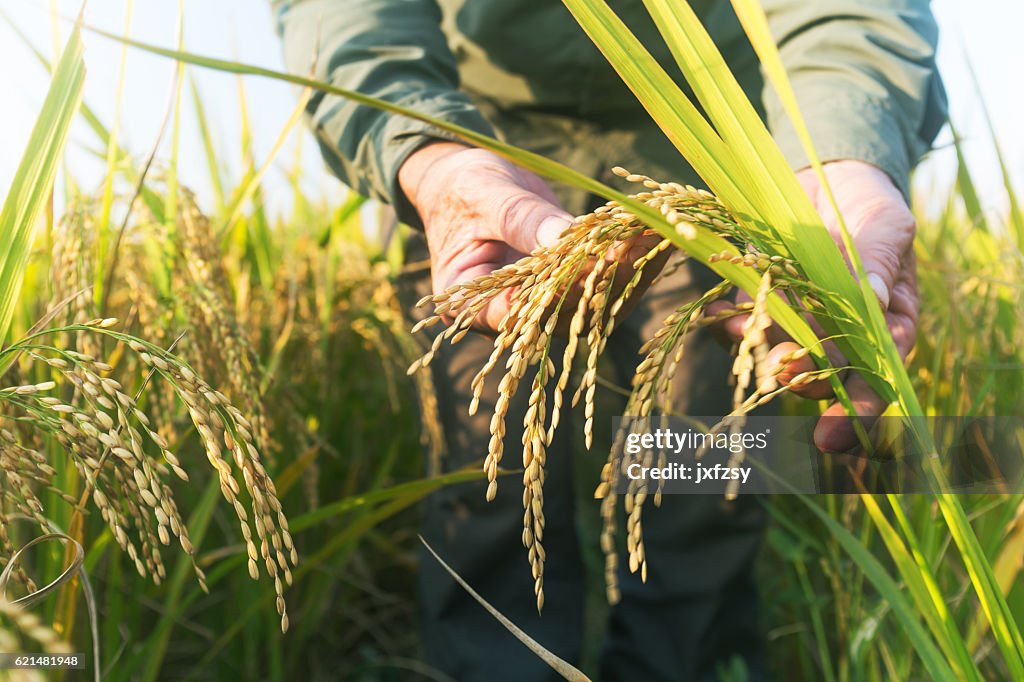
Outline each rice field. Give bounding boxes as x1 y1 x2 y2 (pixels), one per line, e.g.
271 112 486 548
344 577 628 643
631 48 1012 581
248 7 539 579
1 2 1023 681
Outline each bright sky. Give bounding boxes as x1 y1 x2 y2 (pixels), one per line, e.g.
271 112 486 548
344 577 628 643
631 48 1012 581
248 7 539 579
0 0 1021 224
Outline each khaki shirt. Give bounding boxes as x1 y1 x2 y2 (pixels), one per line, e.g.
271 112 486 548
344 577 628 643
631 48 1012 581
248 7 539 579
272 0 946 219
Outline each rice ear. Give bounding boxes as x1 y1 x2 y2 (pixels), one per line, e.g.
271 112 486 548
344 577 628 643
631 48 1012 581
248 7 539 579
409 169 818 603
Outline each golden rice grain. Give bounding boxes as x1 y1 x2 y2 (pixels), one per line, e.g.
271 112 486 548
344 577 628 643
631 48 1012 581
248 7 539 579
409 168 827 606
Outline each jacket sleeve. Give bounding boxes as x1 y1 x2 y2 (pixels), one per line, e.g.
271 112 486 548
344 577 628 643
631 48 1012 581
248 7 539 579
271 0 494 224
762 0 947 198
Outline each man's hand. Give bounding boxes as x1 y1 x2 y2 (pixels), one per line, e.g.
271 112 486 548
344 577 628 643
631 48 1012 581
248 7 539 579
712 160 919 452
399 142 665 334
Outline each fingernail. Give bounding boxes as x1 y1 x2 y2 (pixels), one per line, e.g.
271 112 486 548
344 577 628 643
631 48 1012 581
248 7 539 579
537 215 571 248
866 272 890 311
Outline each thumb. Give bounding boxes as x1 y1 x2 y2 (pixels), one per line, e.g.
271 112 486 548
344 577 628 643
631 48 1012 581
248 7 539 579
489 190 573 254
850 199 915 311
818 162 914 312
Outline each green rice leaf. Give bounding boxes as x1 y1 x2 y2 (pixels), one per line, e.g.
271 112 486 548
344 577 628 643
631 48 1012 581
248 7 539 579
0 20 85 351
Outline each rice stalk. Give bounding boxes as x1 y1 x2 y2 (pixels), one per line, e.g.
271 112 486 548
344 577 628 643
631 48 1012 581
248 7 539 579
410 169 826 607
0 319 297 633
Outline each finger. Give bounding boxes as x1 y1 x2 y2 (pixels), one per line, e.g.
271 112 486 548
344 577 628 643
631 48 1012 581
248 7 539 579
886 247 918 359
488 190 574 254
616 231 670 270
766 341 844 400
813 373 888 453
462 267 518 334
855 203 914 311
706 303 804 355
766 341 813 382
435 241 525 334
601 231 675 321
837 181 914 312
723 312 747 343
706 290 753 346
536 230 672 335
707 289 802 349
704 303 741 350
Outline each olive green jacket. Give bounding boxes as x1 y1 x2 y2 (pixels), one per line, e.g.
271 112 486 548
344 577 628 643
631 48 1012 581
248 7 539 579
271 0 946 220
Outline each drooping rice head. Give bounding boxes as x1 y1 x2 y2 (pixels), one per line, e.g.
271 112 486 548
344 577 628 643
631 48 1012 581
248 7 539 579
409 169 839 608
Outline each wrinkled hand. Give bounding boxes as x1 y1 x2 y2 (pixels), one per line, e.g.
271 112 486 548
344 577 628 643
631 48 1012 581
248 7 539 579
710 160 919 452
399 142 666 334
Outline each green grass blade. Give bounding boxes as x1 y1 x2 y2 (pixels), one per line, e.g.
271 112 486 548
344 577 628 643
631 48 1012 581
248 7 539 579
225 73 276 283
968 499 1024 651
0 20 85 348
928 465 1024 677
950 120 989 234
187 490 443 674
793 493 957 681
94 0 133 309
189 74 227 214
0 9 166 220
217 85 309 268
163 0 185 233
556 0 749 213
289 468 491 532
118 468 488 679
639 0 823 245
963 54 1024 247
137 477 221 682
865 494 982 681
